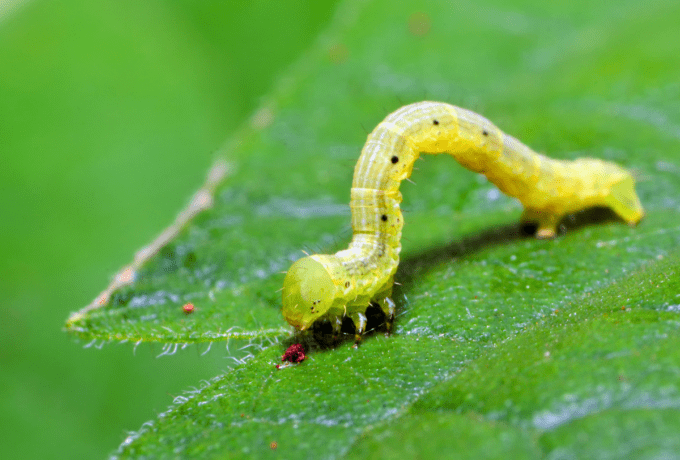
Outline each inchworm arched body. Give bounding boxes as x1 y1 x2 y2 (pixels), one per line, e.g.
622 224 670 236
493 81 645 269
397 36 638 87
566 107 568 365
282 101 644 339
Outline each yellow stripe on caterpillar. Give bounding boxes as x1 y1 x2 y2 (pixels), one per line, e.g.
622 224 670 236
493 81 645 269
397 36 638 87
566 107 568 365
282 101 644 339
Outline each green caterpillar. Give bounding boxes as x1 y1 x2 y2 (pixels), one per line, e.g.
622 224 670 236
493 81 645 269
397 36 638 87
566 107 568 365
282 101 644 340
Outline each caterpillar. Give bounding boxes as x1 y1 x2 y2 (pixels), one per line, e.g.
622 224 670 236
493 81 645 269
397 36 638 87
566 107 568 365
282 101 644 340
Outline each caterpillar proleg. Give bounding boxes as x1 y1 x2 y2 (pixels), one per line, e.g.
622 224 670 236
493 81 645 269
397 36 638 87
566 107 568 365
282 101 644 340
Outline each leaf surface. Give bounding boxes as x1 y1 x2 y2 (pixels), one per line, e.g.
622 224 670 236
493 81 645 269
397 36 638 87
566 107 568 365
65 0 680 457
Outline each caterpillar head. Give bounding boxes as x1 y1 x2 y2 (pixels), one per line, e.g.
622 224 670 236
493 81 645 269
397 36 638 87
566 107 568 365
282 256 338 330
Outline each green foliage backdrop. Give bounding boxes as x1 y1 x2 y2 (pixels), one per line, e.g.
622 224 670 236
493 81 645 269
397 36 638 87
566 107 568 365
3 0 680 458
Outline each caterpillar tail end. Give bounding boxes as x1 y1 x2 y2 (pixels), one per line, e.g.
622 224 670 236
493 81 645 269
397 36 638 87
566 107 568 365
605 175 645 227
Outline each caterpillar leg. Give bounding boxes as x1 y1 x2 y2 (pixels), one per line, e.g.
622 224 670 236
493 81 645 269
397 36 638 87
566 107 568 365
375 296 396 333
332 316 343 335
349 311 367 343
521 208 561 239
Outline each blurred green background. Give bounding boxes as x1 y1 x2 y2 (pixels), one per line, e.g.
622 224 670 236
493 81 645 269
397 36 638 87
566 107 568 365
0 1 339 458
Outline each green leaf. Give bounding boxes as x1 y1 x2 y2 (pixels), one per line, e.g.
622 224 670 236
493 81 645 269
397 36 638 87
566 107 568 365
65 0 680 457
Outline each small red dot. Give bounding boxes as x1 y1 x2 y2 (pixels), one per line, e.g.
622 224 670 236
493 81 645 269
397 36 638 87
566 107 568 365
183 303 194 314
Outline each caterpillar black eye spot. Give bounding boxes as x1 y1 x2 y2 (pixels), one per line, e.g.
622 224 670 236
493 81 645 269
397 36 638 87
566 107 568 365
433 119 439 125
381 214 388 222
482 130 489 136
391 155 399 164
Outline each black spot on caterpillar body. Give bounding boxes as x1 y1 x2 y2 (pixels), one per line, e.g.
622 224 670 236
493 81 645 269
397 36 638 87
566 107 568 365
282 101 644 339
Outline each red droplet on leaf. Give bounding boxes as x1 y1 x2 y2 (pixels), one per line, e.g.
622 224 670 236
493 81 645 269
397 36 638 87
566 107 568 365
183 303 194 314
281 344 306 363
